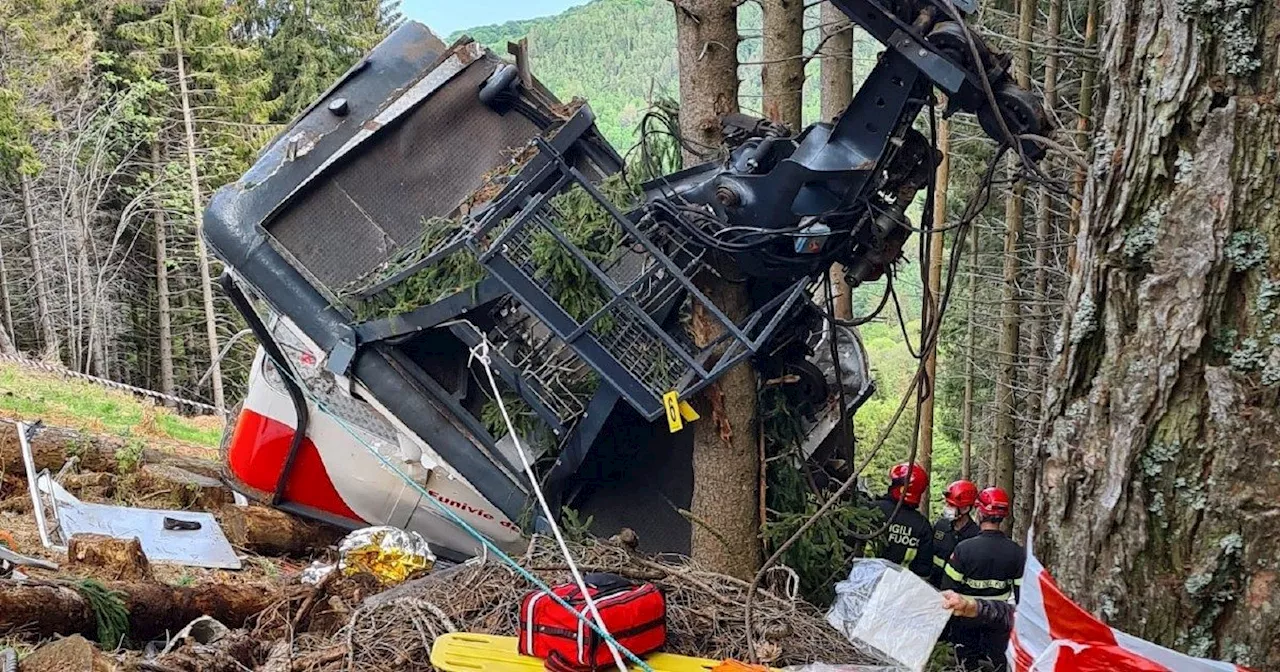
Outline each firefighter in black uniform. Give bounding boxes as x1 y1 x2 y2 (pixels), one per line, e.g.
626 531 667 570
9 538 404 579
930 479 981 588
871 462 934 580
942 486 1025 671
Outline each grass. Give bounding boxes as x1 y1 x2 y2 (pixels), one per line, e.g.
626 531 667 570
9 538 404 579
0 363 223 450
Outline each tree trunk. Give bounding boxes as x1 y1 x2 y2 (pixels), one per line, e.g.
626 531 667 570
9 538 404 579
675 0 760 579
674 0 739 165
1020 0 1062 538
917 107 950 498
0 422 221 477
961 226 976 481
0 237 15 352
66 534 154 581
820 1 855 320
761 0 804 130
993 0 1034 513
1066 0 1098 274
21 172 59 363
153 142 177 402
1034 0 1280 665
0 579 279 642
220 505 345 556
174 13 225 413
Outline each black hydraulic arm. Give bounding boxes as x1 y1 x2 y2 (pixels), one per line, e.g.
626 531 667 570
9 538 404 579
644 0 1047 281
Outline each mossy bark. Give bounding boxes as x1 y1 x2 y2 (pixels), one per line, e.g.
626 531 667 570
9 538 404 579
1034 0 1280 665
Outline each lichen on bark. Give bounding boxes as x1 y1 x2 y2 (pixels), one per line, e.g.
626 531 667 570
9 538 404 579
1034 0 1280 665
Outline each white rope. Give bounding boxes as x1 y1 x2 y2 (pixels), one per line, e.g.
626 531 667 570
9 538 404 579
463 324 629 672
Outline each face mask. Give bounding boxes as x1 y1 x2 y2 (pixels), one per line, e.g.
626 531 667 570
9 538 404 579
942 505 958 520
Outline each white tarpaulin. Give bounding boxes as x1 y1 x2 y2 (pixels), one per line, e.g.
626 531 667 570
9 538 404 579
825 559 951 672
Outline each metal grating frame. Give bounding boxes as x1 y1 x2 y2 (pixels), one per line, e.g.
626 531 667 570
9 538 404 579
470 137 810 421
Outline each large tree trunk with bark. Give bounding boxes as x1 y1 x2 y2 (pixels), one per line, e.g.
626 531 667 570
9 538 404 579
675 0 761 580
761 0 804 130
0 422 220 477
820 1 855 320
220 505 344 556
0 579 279 642
1034 0 1280 665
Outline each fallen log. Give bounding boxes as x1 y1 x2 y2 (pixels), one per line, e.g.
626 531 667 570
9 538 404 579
0 579 281 642
132 465 233 509
66 534 153 581
219 505 343 556
0 423 221 478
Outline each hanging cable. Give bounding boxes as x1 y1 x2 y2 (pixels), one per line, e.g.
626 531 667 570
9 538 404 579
465 328 630 672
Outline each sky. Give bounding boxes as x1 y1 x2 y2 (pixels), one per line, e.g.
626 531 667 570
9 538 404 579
400 0 587 36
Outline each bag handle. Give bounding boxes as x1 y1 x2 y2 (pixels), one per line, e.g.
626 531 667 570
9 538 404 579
545 649 595 672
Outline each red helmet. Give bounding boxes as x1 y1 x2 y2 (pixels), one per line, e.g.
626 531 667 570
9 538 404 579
976 487 1011 518
944 480 979 509
888 463 928 506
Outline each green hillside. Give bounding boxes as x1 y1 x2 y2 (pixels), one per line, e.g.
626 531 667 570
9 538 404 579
453 0 880 150
455 0 677 150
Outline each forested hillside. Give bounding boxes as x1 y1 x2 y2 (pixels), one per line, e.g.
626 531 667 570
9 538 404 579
453 0 879 150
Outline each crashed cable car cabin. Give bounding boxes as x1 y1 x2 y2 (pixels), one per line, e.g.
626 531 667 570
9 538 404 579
205 8 1046 561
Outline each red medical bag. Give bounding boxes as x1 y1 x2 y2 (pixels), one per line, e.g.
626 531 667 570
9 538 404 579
518 573 667 670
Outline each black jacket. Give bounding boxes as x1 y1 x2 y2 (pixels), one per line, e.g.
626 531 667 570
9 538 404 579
872 496 935 579
942 529 1026 602
929 515 980 587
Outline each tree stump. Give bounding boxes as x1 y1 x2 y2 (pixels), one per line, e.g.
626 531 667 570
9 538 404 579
66 534 152 581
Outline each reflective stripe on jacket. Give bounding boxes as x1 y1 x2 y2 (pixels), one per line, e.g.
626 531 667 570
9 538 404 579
942 529 1026 603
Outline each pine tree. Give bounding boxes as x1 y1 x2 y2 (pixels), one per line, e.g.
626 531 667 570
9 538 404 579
237 0 401 120
111 0 274 406
1037 0 1280 663
674 0 762 580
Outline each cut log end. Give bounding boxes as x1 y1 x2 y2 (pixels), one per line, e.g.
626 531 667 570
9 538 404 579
219 505 344 556
66 534 153 581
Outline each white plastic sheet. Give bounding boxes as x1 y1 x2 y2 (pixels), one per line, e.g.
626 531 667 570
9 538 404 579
824 559 951 672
